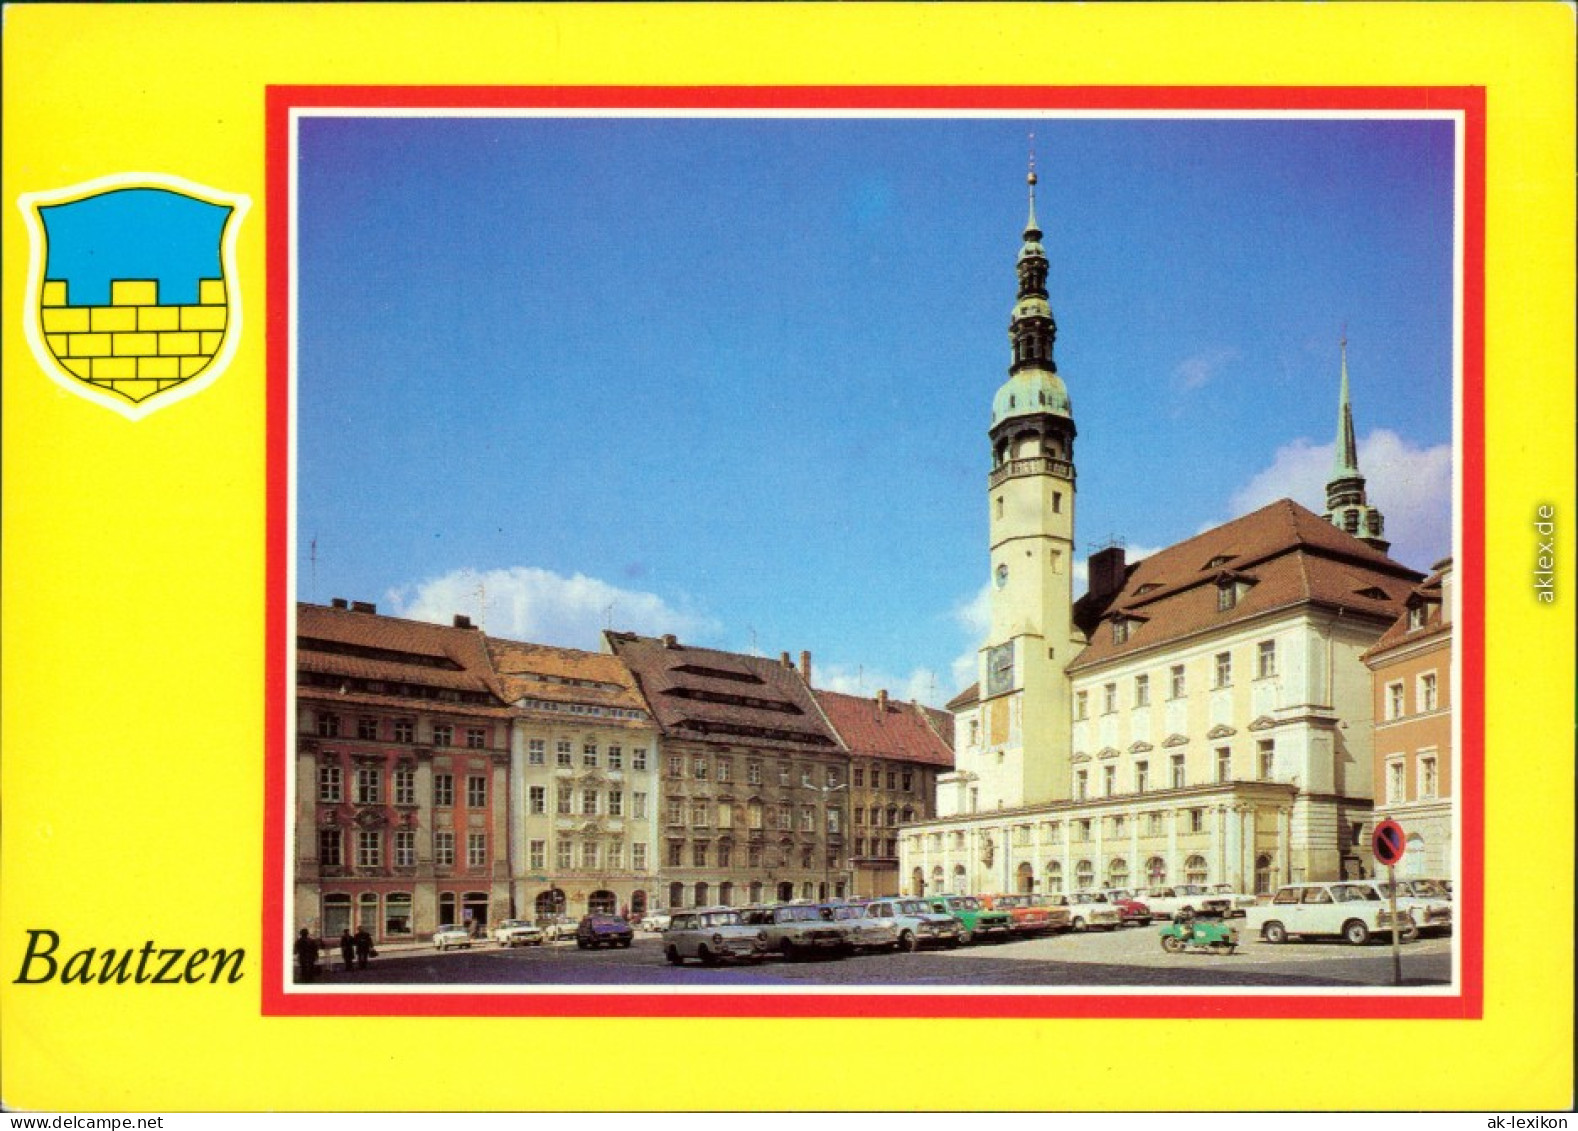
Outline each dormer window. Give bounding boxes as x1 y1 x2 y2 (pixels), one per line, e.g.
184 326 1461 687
1408 603 1430 630
1112 618 1131 645
1355 585 1389 601
1136 583 1160 596
1205 554 1233 570
1217 583 1237 611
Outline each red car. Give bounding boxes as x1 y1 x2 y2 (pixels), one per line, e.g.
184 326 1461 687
982 893 1071 934
1101 889 1154 926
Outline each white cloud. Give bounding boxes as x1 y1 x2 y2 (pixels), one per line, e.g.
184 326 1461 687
388 566 719 649
948 582 992 694
1175 347 1240 391
1224 429 1453 570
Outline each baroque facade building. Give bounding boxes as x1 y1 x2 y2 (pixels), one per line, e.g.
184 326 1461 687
486 636 663 922
1364 558 1454 879
814 689 953 898
294 601 514 942
901 171 1429 900
606 634 853 907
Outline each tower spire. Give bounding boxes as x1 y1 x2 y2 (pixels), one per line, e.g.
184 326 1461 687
1009 140 1056 376
1026 133 1040 236
1333 333 1360 478
1322 334 1389 553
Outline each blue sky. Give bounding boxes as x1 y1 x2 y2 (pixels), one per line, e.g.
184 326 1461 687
296 115 1456 704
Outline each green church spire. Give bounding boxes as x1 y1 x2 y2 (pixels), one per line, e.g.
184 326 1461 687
1322 335 1389 554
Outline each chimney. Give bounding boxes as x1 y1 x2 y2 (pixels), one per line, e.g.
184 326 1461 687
877 689 888 717
1088 546 1128 602
350 600 377 614
662 634 678 649
453 614 473 629
799 650 812 686
330 598 348 610
780 651 792 668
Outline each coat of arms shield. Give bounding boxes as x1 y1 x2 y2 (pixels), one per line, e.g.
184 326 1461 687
18 173 250 420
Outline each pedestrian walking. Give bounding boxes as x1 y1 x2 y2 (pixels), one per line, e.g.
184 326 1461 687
353 926 374 969
339 929 356 973
294 928 320 982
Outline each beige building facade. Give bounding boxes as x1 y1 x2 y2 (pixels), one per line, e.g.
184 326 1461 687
488 637 663 921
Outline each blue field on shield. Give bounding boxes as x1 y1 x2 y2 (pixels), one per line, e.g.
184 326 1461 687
40 188 231 306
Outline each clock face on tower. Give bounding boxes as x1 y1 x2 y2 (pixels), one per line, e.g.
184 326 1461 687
987 641 1015 696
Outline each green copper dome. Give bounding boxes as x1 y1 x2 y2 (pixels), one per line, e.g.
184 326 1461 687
991 368 1072 427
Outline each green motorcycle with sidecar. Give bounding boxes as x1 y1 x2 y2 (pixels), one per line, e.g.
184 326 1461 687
1158 898 1241 955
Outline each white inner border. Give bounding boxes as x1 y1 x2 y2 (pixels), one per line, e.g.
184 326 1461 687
283 105 1466 1000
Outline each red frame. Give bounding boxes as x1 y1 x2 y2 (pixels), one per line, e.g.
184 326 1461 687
263 84 1485 1019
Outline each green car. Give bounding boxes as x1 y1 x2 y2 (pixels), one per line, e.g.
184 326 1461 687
927 895 1012 944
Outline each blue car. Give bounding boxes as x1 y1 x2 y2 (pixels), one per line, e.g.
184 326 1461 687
575 914 634 949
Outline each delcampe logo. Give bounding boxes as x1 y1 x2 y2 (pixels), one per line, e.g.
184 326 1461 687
18 173 251 420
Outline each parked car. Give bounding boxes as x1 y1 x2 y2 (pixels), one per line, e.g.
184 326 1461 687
820 903 900 953
926 895 1012 944
982 893 1070 934
1398 878 1453 901
1100 889 1154 926
535 914 577 941
491 918 544 947
1047 891 1123 931
861 897 964 951
1245 882 1418 945
575 914 635 949
742 904 850 959
663 907 767 966
1205 883 1261 912
432 924 472 951
637 912 672 932
1369 880 1453 936
1140 885 1216 920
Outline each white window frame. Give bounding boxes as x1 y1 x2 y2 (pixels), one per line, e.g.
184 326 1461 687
1385 755 1407 804
1418 751 1439 799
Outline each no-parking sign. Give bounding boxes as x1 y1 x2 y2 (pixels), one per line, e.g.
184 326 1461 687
1373 819 1407 867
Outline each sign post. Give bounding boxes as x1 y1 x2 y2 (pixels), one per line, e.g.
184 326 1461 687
1372 819 1407 987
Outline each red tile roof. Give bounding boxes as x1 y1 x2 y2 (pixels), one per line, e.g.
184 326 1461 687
1363 558 1453 661
605 633 845 752
1065 499 1423 672
814 690 955 769
297 602 506 700
485 636 650 714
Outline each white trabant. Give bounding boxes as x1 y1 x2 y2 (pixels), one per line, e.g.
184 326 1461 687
432 923 473 950
1047 890 1123 931
663 906 767 966
1140 885 1216 921
491 918 544 947
1246 882 1417 946
1370 880 1453 936
820 903 900 953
